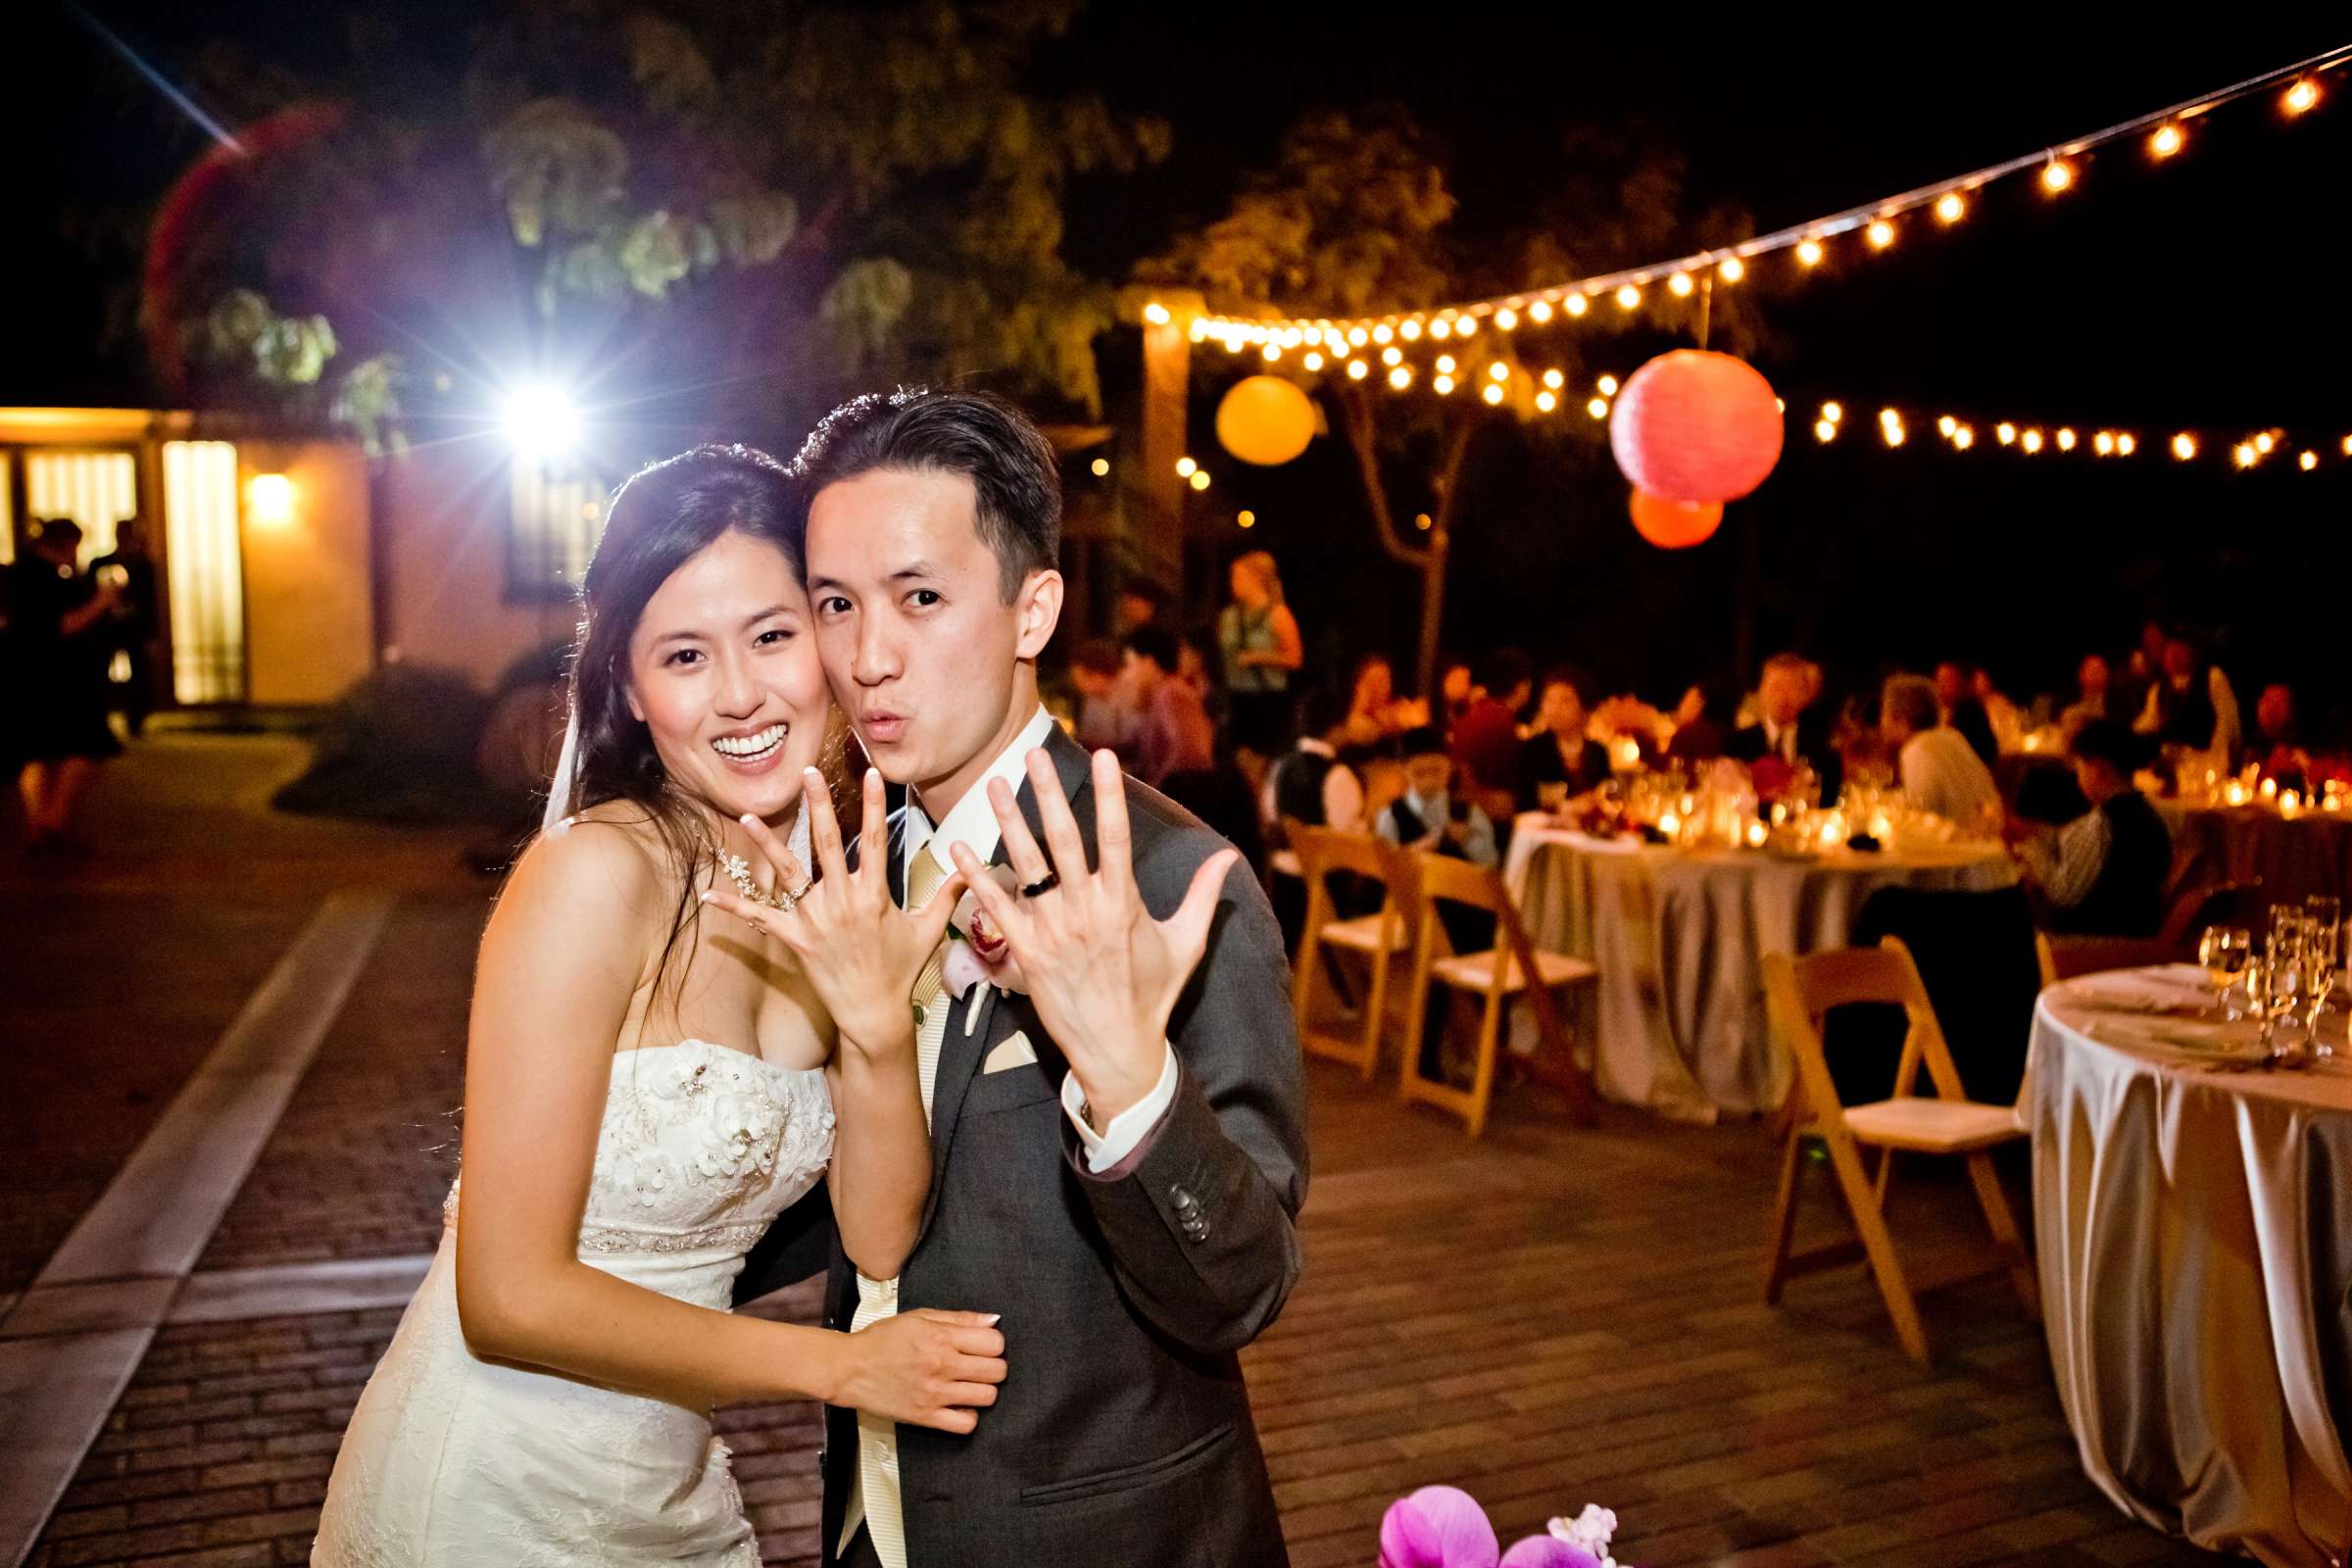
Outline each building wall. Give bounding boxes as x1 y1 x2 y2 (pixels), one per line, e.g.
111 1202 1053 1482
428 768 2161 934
378 439 580 694
235 439 376 706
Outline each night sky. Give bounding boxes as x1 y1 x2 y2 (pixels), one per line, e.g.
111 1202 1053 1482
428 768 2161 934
9 5 2350 716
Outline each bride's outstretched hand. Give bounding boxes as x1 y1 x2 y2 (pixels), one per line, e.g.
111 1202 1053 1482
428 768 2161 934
948 749 1237 1130
702 767 962 1058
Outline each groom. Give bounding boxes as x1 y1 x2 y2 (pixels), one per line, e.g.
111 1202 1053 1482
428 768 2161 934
737 388 1308 1567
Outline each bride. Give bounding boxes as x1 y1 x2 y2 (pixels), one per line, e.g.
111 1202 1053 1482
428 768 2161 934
314 444 1004 1565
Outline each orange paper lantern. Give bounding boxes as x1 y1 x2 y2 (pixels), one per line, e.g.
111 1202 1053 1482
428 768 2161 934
1609 350 1784 505
1214 374 1317 466
1628 488 1724 550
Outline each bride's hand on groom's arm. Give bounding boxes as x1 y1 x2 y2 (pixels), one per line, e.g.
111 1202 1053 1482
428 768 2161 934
826 1308 1006 1435
702 766 961 1060
950 748 1237 1129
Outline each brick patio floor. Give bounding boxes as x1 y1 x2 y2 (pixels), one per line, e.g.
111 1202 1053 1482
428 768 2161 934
7 738 2237 1567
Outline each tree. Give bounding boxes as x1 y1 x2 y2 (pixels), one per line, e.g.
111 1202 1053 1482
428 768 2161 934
135 1 1167 452
1145 109 1764 696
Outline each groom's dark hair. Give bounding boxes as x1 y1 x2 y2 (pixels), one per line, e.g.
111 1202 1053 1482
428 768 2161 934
790 387 1060 601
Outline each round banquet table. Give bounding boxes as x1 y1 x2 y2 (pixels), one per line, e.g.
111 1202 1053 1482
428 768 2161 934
2157 801 2352 908
1502 818 2015 1121
2030 967 2352 1567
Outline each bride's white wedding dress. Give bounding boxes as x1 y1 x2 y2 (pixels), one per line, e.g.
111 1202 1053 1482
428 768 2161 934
314 1041 834 1566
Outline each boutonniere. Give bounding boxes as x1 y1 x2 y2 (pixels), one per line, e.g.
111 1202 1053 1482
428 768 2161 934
942 866 1029 1035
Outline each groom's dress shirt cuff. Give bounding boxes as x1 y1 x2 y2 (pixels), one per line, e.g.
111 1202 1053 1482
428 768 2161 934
1061 1043 1179 1174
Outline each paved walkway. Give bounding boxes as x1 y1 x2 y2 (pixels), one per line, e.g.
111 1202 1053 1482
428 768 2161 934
1 739 2235 1567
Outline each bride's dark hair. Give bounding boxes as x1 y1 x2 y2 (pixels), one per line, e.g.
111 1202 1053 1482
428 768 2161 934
547 442 814 1022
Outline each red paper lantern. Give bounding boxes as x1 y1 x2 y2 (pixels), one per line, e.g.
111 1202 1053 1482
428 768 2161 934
1628 488 1724 550
1609 350 1784 505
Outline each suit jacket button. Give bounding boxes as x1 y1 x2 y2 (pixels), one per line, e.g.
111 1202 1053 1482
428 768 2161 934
1171 1186 1198 1211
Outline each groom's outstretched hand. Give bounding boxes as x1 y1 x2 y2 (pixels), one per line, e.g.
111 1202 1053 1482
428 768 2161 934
949 748 1237 1130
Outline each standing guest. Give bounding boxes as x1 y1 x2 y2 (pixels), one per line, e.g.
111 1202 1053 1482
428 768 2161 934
1262 685 1366 842
1122 622 1215 786
1517 666 1611 811
2013 720 2172 936
2136 632 2225 758
91 516 160 739
1666 680 1735 763
1448 648 1532 820
1727 652 1842 802
8 520 123 857
1068 638 1138 762
1340 652 1420 751
1880 674 2000 833
2116 618 2167 729
1216 551 1302 763
2059 654 2111 740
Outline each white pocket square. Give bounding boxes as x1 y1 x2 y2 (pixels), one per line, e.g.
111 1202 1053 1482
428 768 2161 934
982 1033 1039 1073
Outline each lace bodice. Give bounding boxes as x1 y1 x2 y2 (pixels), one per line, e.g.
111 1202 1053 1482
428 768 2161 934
442 1041 832 1306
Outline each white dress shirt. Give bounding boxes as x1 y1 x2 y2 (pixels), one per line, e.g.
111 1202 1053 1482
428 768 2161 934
844 706 1178 1565
1257 737 1367 836
1898 727 2001 832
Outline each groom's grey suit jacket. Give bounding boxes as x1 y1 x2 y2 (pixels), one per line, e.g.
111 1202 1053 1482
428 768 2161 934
736 725 1308 1567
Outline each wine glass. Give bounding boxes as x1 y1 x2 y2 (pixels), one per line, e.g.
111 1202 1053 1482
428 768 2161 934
2197 925 2252 1019
2304 899 2342 1054
2258 910 2309 1057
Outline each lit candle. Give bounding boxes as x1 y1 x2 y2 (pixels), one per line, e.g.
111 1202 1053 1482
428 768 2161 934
1745 821 1767 848
1658 811 1682 839
2260 777 2279 802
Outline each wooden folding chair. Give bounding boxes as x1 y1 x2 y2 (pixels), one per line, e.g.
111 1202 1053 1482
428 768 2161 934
1760 937 2039 1363
1390 844 1597 1136
1289 825 1407 1078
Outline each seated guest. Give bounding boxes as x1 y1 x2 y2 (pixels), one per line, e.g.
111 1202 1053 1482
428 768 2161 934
1518 666 1612 811
1666 679 1735 763
1974 668 2025 756
1069 638 1138 761
2059 654 2110 741
1449 649 1533 820
1377 726 1498 869
2254 682 2307 791
1262 685 1367 843
1341 652 1421 751
1122 622 1214 785
1435 651 1477 736
1728 651 1842 801
2014 720 2172 936
1882 673 2000 832
1937 661 2000 766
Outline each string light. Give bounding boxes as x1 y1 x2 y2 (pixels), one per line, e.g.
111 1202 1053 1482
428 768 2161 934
2254 431 2277 455
1997 422 2018 446
1820 401 1843 423
2117 434 2137 456
2094 431 2115 456
1176 44 2349 348
1436 355 1457 374
1535 389 1558 413
2301 451 2320 470
2233 442 2259 467
1261 343 1281 362
1415 513 1433 530
1597 374 1621 397
1588 396 1610 418
1382 345 1404 367
2174 433 2198 460
1348 326 1369 347
1936 415 1958 437
1237 509 1256 527
1090 457 1110 476
1175 456 1198 477
1189 468 1211 491
1347 359 1369 380
1433 373 1455 394
2343 435 2352 456
1482 383 1505 406
1388 366 1412 390
1428 318 1452 340
1542 368 1564 389
1143 302 1171 325
1489 363 1509 381
1815 418 1838 443
2022 428 2045 454
1952 425 1976 450
1399 318 1424 342
2056 427 2078 451
1303 352 1324 370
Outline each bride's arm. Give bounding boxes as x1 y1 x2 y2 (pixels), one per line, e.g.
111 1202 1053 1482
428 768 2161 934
455 819 1003 1425
824 1020 928 1279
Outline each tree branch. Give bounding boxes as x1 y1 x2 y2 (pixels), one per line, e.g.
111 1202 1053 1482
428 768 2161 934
1338 385 1430 569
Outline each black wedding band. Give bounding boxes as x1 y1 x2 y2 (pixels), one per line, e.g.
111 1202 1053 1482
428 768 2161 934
1020 872 1059 899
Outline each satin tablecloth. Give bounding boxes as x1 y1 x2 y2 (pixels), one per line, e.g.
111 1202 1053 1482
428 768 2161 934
1502 819 2013 1120
2158 802 2352 907
2030 966 2352 1566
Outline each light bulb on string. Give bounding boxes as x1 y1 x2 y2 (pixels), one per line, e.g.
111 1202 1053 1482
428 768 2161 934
1953 426 1976 450
1495 307 1519 330
2022 429 2044 454
1796 238 1826 267
1348 326 1368 347
1543 368 1564 389
1481 383 1505 406
1489 363 1509 382
1565 293 1590 317
1718 256 1745 282
1884 423 1906 448
2150 123 2184 158
1535 390 1557 413
2233 442 2258 467
2041 159 2075 193
1388 367 1412 391
2342 435 2352 457
2254 431 2276 455
1143 302 1170 325
1434 374 1455 395
1588 397 1610 419
1399 318 1424 342
1814 419 1838 443
1455 316 1478 337
1597 374 1620 397
1372 323 1395 345
1615 284 1642 310
2285 78 2321 116
2057 428 2078 452
1237 510 1255 528
2173 433 2197 461
1090 457 1110 477
1428 318 1452 341
1935 192 1966 223
1261 344 1281 362
1668 272 1695 298
1529 300 1554 323
1303 352 1324 371
1175 457 1198 477
1347 359 1369 381
1821 401 1843 423
1190 469 1211 491
2301 451 2320 471
1437 355 1457 374
1866 220 1895 249
2117 434 2137 456
1997 422 2017 446
1936 415 1957 438
2094 431 2115 456
1382 346 1403 367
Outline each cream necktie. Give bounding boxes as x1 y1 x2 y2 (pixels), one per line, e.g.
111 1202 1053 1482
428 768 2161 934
845 837 952 1568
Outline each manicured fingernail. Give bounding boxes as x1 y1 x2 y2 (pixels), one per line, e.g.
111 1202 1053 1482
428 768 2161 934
982 1313 1002 1325
740 812 758 825
698 891 714 904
